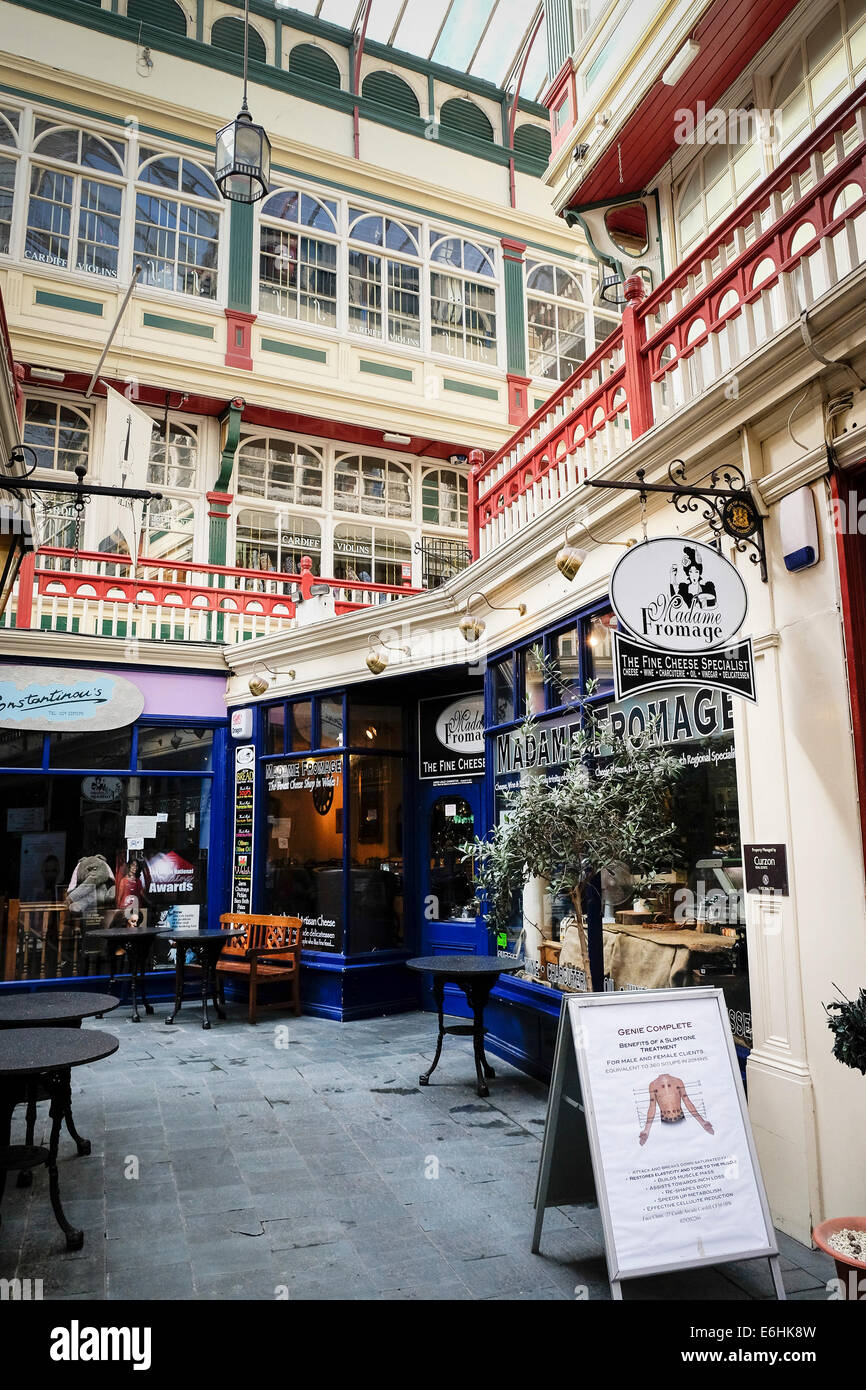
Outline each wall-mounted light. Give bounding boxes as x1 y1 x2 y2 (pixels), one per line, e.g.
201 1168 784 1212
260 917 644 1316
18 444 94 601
383 432 411 446
365 633 411 676
248 665 295 696
458 591 527 643
661 39 700 87
555 519 638 581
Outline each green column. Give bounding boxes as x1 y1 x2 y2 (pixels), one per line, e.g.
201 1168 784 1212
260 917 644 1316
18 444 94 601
227 201 254 314
502 238 527 376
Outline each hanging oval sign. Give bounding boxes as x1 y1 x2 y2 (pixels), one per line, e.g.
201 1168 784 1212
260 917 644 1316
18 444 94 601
609 537 748 653
0 665 145 731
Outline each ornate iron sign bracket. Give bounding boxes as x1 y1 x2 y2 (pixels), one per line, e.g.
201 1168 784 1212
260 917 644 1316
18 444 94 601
585 459 767 581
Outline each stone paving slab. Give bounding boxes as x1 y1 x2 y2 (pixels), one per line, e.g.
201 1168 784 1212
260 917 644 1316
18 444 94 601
0 1008 836 1302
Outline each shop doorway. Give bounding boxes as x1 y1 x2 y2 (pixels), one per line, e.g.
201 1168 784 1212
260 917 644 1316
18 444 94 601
417 779 485 1008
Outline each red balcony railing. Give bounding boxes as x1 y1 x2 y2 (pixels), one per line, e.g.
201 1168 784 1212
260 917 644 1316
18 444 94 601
472 81 866 556
2 548 422 643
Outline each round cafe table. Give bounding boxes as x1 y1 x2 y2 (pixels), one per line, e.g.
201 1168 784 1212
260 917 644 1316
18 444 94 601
86 927 163 1022
162 929 243 1031
0 992 119 1183
406 955 521 1098
0 1027 119 1251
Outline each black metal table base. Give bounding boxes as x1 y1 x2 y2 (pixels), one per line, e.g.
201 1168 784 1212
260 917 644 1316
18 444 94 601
109 939 155 1023
165 942 226 1031
0 1070 84 1251
419 976 498 1098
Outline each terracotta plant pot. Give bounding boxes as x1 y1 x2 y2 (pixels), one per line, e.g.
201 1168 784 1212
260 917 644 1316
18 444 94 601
812 1217 866 1300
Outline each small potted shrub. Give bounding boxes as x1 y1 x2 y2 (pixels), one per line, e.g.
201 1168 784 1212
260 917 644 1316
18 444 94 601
812 986 866 1299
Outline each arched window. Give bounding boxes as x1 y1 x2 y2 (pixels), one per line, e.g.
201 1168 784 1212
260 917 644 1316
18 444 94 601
23 397 90 471
439 98 494 142
348 209 421 347
127 0 188 36
258 188 338 325
525 262 587 382
288 43 341 88
772 0 866 159
211 15 266 62
362 71 420 115
142 497 195 570
513 123 552 161
25 123 124 277
334 454 412 519
236 435 323 509
675 134 764 254
147 418 197 489
0 108 20 255
421 469 468 528
235 509 321 575
333 523 411 587
135 151 220 298
429 233 497 364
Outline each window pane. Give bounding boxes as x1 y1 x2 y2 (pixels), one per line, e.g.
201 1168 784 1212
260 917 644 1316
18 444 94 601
290 700 312 752
553 625 581 702
429 796 476 921
26 166 72 268
265 754 344 952
492 656 514 724
524 646 545 715
49 727 132 769
0 729 43 767
348 753 404 952
348 248 382 336
348 701 404 749
136 726 213 771
0 155 15 254
586 612 614 694
266 704 286 755
319 696 343 749
76 177 121 277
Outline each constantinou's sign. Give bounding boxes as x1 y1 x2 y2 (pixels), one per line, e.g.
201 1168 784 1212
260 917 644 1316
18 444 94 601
610 538 748 652
0 665 145 731
532 990 782 1297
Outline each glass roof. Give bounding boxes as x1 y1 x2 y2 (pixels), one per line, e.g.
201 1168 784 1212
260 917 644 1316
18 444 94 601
274 1 549 103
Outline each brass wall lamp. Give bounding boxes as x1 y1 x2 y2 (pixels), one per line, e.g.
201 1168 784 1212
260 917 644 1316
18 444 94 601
365 632 412 675
458 591 527 643
248 665 296 696
555 518 639 581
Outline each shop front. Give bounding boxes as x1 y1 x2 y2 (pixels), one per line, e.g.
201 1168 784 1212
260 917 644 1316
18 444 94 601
475 599 752 1081
0 662 228 989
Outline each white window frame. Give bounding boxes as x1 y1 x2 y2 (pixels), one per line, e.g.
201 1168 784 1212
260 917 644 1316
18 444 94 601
235 432 326 510
134 149 223 303
257 186 340 328
524 260 594 384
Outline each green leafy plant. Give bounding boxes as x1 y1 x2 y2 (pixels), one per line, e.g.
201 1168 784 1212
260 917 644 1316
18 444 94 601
463 644 682 983
825 986 866 1075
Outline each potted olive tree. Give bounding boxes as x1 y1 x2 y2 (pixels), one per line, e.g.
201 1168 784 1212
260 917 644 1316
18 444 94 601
463 656 681 989
812 987 866 1299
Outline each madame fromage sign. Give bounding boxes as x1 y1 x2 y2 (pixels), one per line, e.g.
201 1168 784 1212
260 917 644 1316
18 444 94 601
609 539 755 702
419 692 484 780
0 666 145 731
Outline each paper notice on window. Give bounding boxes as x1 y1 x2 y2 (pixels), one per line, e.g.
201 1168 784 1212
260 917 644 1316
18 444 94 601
570 992 772 1276
124 815 158 840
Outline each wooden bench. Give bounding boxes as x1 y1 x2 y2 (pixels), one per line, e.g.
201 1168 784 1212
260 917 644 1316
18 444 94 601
215 914 302 1025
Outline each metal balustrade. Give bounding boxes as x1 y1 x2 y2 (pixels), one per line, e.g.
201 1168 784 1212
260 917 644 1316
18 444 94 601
471 84 866 559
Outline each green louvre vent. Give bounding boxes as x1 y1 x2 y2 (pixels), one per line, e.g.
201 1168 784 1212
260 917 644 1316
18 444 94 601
211 16 267 63
361 71 420 116
439 98 494 143
127 0 188 36
513 124 552 161
288 43 341 89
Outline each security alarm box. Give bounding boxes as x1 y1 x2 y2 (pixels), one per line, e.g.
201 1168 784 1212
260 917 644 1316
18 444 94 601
779 487 820 572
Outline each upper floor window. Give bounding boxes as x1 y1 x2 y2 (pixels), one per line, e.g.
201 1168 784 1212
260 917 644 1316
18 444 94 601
135 151 220 298
773 0 866 159
23 397 90 472
429 233 497 364
235 509 321 575
348 210 421 347
258 188 338 325
26 123 124 277
675 136 764 255
526 262 587 381
333 522 411 587
142 496 195 570
147 418 197 489
0 109 19 254
236 435 324 509
421 468 468 528
334 453 412 519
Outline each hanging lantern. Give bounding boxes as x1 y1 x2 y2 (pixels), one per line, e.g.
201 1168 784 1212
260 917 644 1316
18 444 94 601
215 108 270 204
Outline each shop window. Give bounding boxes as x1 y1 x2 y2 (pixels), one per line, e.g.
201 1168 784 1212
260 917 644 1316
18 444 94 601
141 497 195 572
421 468 468 528
236 435 323 508
333 523 411 587
48 726 132 769
552 624 582 704
585 611 615 694
289 700 312 752
235 509 321 577
0 728 43 767
265 753 345 952
348 700 404 750
429 233 497 364
25 123 124 277
319 696 343 749
147 418 197 489
258 188 338 326
429 796 476 922
348 209 421 347
266 703 286 755
348 753 404 953
23 397 90 473
526 262 588 382
333 454 412 520
491 655 514 725
135 152 220 299
136 726 213 772
523 646 546 716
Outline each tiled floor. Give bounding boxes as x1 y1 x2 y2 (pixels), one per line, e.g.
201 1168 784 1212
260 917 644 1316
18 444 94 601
0 1006 835 1301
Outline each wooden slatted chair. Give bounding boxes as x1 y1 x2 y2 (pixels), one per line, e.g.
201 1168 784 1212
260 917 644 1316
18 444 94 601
215 913 303 1025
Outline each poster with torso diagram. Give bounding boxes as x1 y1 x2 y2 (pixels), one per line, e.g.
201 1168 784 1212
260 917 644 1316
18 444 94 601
570 990 773 1277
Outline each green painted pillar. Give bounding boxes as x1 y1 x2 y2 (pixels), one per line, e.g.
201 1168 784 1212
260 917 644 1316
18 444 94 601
501 237 531 425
